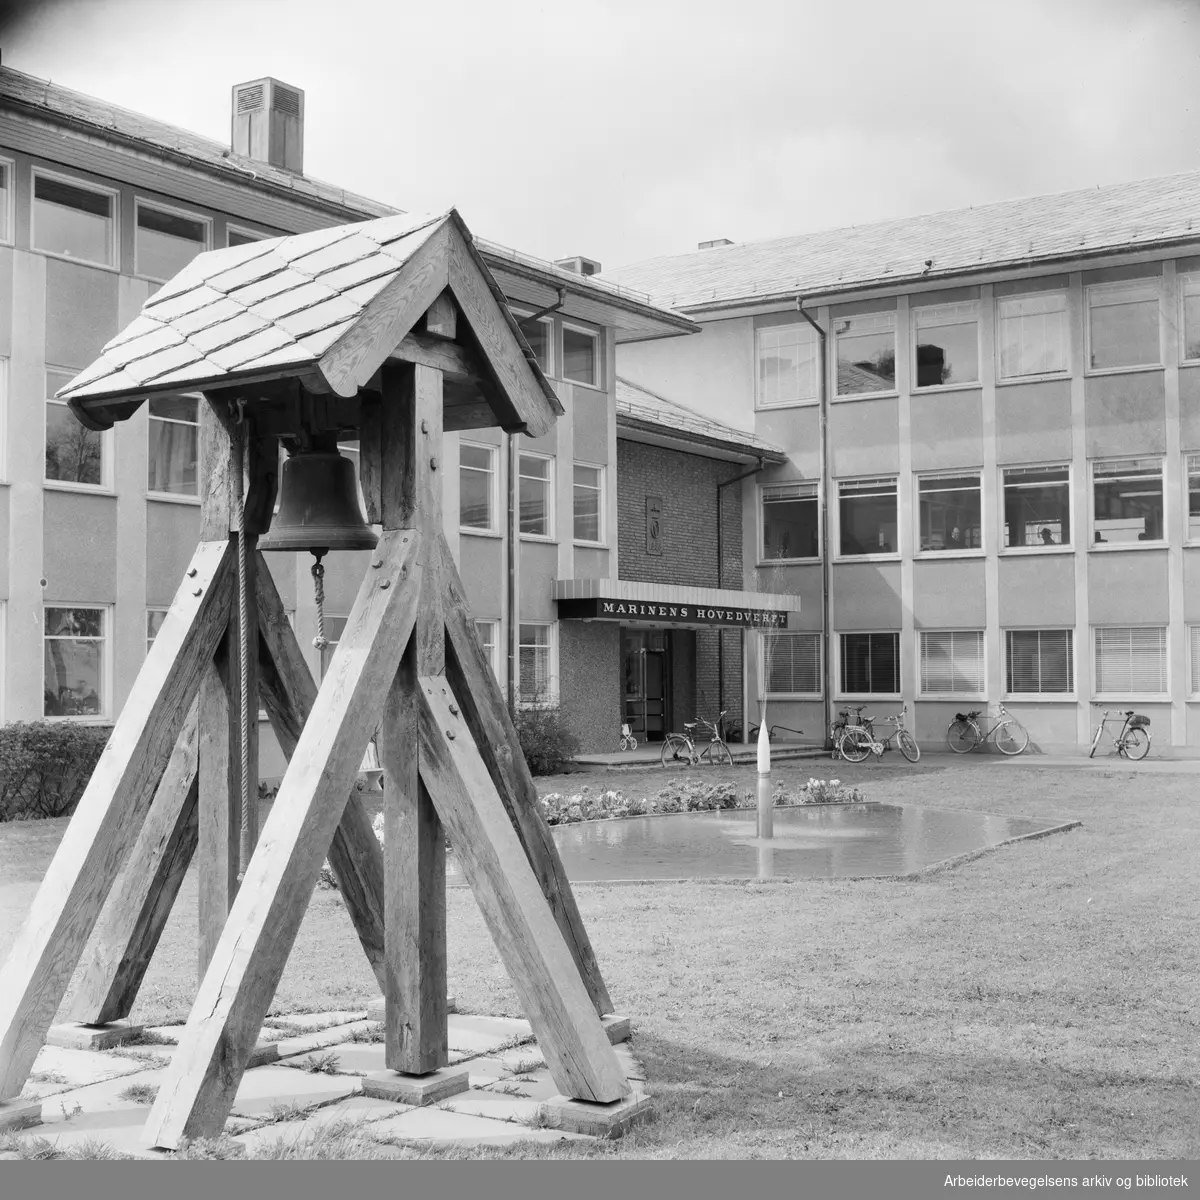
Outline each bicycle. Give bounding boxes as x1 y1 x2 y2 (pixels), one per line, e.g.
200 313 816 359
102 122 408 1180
1088 706 1151 760
945 704 1029 755
660 710 734 768
835 704 920 763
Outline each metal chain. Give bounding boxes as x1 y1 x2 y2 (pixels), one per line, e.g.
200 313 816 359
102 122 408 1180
235 420 252 883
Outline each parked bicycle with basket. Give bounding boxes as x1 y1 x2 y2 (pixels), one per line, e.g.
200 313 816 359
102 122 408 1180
832 703 920 763
660 711 734 767
945 704 1029 755
1089 705 1151 760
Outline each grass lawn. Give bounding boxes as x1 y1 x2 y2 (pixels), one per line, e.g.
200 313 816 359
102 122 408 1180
0 754 1196 1159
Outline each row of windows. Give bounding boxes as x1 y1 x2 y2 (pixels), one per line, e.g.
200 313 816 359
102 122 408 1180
760 455 1200 562
756 278 1200 407
0 160 266 278
512 309 603 389
760 626 1184 699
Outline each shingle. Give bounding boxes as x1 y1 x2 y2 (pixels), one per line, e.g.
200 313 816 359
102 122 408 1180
172 296 250 338
253 281 339 322
121 341 205 386
357 212 444 246
316 256 398 294
206 250 291 294
207 326 296 371
225 268 311 308
56 354 119 396
339 274 395 311
288 233 381 281
274 294 362 340
188 311 272 355
104 324 184 369
301 318 356 357
144 285 227 325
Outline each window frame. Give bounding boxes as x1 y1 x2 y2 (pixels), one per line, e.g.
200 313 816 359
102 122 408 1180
146 607 170 655
459 439 500 536
755 321 819 409
995 289 1070 383
759 480 820 564
1178 272 1200 364
833 310 898 399
1089 455 1166 549
0 154 14 247
511 308 555 378
560 320 602 390
918 629 986 700
517 620 558 707
475 619 500 681
911 299 981 391
44 365 113 493
0 356 8 483
42 603 112 722
1188 625 1200 698
1004 627 1075 699
836 631 901 700
1000 462 1073 554
146 392 201 502
1084 277 1162 375
1184 452 1200 545
1092 625 1169 700
835 476 900 562
31 167 120 271
759 630 822 699
517 450 555 541
572 461 605 546
318 613 351 680
226 223 269 248
915 469 984 557
133 197 212 284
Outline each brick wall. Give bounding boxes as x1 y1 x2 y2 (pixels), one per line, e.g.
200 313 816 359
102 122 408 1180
558 621 621 754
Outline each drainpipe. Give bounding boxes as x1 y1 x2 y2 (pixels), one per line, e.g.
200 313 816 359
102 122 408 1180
507 432 519 711
717 456 767 738
796 298 833 751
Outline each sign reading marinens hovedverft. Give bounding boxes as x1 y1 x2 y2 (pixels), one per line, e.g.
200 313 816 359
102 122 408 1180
556 597 791 628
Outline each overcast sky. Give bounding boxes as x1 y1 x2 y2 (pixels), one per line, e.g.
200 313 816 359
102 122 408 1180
2 0 1199 271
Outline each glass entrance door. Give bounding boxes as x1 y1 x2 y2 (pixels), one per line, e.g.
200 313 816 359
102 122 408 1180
621 628 670 741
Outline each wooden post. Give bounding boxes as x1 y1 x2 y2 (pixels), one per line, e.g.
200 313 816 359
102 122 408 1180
374 359 448 1075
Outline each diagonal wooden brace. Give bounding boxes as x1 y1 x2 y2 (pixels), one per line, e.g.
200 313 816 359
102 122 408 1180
144 530 422 1149
0 539 236 1100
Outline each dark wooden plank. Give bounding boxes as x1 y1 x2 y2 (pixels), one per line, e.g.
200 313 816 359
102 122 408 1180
416 678 628 1103
144 531 422 1148
0 539 234 1101
66 703 201 1025
389 330 482 382
438 537 613 1015
254 554 389 993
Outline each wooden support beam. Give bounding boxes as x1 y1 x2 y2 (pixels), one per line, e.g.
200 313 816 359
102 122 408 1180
144 530 422 1148
254 553 389 993
416 677 629 1104
0 539 235 1101
66 703 201 1025
376 361 448 1075
390 331 481 383
438 538 613 1016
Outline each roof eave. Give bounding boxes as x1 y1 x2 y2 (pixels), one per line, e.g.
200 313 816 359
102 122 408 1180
616 416 786 465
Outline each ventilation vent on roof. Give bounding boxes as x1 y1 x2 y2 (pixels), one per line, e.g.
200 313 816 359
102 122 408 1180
272 85 302 117
699 238 734 250
231 77 304 174
554 255 602 276
236 84 265 113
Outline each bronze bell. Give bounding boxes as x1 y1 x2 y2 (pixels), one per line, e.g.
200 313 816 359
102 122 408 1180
259 448 378 557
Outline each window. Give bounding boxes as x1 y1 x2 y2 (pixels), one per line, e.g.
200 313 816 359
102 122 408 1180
573 464 604 543
562 324 599 386
146 609 168 653
997 291 1068 379
761 632 821 696
460 441 497 533
519 452 553 538
476 620 499 681
1092 458 1163 544
839 633 900 696
514 313 553 375
1180 274 1200 361
46 367 105 487
1006 629 1073 695
913 301 979 388
227 225 266 248
761 482 819 560
147 395 199 496
1087 280 1160 370
1189 455 1200 541
918 472 982 552
319 615 349 679
135 201 209 282
1189 626 1200 696
756 323 818 407
838 477 897 556
1094 626 1167 695
44 606 108 718
0 158 11 243
835 312 895 395
1003 465 1071 548
920 630 985 695
32 171 117 267
519 623 554 704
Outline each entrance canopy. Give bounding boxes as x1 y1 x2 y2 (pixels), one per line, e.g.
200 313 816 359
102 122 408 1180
555 578 799 630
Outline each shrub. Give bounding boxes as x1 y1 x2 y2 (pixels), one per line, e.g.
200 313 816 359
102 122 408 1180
508 698 580 777
0 721 111 821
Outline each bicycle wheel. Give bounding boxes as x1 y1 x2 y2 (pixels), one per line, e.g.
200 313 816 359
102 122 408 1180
995 719 1029 756
946 719 979 754
703 740 734 768
660 735 692 767
1122 728 1150 760
897 729 920 763
1088 724 1103 759
839 726 872 763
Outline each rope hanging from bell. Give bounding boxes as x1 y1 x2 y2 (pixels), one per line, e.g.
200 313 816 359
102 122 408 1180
311 552 329 653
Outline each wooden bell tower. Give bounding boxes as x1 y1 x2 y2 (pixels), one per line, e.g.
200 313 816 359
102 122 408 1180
0 210 632 1147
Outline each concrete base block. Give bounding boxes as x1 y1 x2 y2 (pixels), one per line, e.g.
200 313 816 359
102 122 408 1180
601 1014 631 1044
0 1099 42 1133
46 1022 144 1051
248 1042 280 1068
539 1090 652 1139
366 995 456 1020
362 1065 470 1107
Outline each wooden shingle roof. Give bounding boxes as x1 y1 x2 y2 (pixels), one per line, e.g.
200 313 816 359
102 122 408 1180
60 208 564 438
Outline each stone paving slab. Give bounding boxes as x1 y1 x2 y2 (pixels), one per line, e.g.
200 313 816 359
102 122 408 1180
274 1021 375 1059
309 1041 385 1075
263 1010 368 1033
46 1022 145 1051
445 1014 533 1057
496 1045 546 1073
439 1087 541 1125
232 1094 411 1156
228 1065 361 1118
35 1068 162 1125
20 1045 148 1099
364 1105 587 1148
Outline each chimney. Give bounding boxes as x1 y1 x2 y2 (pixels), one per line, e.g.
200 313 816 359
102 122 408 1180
231 78 305 174
699 239 734 250
554 255 602 277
